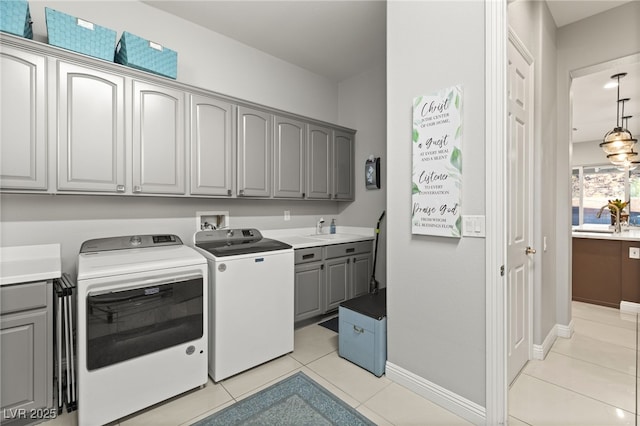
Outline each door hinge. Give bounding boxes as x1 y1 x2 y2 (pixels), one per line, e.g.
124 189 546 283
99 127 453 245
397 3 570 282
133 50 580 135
500 265 505 276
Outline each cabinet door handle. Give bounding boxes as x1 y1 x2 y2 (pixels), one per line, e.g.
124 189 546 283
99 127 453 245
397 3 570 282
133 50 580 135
116 185 125 192
239 189 245 196
227 189 232 196
133 185 142 193
353 325 364 334
320 264 324 270
302 254 315 260
347 258 350 264
302 192 305 198
346 248 355 253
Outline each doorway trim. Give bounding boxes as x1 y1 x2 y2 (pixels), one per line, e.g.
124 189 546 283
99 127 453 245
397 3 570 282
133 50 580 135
485 0 508 424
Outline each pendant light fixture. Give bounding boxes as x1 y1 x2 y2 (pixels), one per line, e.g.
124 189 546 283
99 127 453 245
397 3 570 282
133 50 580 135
600 73 637 162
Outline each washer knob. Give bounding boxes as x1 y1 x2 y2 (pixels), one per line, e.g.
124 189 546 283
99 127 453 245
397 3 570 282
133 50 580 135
129 236 143 246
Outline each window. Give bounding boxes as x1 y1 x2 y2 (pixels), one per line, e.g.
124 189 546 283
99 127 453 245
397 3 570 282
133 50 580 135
631 169 640 226
572 165 633 226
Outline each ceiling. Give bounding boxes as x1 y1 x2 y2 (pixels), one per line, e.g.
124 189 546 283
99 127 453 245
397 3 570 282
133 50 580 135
143 0 638 143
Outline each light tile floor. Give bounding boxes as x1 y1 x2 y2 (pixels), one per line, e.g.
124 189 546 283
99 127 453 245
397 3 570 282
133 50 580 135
44 318 470 426
44 301 638 425
509 301 638 425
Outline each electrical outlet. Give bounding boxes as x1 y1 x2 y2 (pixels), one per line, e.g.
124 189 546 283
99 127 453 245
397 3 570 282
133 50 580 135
284 210 291 221
630 247 640 259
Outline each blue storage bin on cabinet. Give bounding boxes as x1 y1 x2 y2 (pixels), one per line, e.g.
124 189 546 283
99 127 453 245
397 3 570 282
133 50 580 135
115 31 177 79
0 0 33 39
338 288 387 377
44 7 116 61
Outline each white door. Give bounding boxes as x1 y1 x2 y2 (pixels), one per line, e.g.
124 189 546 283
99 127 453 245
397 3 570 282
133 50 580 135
507 37 534 385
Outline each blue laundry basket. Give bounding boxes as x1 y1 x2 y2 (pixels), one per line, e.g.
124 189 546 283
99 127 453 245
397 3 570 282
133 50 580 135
0 0 33 39
115 31 177 79
45 7 116 61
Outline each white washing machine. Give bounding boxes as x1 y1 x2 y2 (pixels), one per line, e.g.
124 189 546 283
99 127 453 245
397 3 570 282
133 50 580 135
193 228 294 382
76 235 208 426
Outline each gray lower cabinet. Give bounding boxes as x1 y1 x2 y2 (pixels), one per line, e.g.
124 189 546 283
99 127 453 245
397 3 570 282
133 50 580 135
294 241 372 322
274 116 306 198
0 281 53 420
0 46 47 191
189 93 234 196
132 80 186 195
237 106 272 197
56 61 126 193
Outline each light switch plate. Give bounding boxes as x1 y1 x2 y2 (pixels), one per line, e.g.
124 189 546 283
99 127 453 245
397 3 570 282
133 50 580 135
462 215 486 238
284 210 291 221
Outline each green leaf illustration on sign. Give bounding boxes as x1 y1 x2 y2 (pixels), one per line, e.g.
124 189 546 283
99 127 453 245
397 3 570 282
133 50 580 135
412 182 420 194
454 216 462 236
450 147 462 172
414 96 423 108
455 93 460 110
413 128 419 143
455 125 462 139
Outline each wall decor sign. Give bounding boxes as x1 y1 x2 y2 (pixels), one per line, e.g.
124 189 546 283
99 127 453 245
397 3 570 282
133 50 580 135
412 85 462 237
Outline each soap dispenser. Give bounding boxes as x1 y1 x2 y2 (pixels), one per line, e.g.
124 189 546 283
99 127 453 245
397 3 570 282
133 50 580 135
330 219 336 234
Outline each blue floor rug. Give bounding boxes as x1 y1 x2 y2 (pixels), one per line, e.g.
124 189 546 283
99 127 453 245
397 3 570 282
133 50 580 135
193 372 375 426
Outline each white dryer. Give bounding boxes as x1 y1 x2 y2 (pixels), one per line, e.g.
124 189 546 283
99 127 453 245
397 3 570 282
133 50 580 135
194 228 294 382
76 234 207 426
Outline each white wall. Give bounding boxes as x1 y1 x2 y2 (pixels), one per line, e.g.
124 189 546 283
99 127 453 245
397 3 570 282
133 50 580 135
572 141 609 166
1 0 387 280
337 61 387 287
387 1 486 407
556 1 640 325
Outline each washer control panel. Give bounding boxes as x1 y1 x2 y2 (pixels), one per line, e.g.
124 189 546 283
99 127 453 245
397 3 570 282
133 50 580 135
80 234 182 253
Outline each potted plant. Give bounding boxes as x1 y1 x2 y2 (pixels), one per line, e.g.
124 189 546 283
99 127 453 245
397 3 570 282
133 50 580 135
608 199 629 226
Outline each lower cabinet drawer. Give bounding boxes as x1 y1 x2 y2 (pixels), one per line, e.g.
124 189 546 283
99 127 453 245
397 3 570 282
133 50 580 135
1 281 48 315
338 306 387 376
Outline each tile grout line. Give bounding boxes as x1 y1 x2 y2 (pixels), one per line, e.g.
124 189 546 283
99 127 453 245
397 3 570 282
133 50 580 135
547 346 637 379
521 372 636 415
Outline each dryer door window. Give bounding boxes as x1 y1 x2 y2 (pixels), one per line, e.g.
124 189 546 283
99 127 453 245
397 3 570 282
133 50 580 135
86 276 203 370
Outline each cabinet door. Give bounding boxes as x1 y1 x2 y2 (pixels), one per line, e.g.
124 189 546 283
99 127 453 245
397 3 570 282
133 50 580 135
306 124 332 199
333 130 354 200
1 309 47 414
294 262 324 322
132 80 186 195
325 257 350 311
190 94 234 196
237 106 272 197
0 47 47 190
274 116 305 198
57 62 125 192
351 253 372 298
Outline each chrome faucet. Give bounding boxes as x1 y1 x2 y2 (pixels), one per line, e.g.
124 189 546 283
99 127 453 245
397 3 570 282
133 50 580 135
596 203 621 233
316 218 325 234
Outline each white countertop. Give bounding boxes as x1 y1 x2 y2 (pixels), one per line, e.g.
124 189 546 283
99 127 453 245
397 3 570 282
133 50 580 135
262 226 375 249
572 225 640 242
0 244 62 286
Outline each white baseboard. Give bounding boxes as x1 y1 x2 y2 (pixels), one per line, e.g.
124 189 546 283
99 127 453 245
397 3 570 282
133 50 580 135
556 320 574 339
532 326 557 360
620 301 640 314
385 362 485 425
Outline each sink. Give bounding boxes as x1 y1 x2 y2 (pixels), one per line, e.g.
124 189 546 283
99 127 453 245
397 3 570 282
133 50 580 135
573 228 614 234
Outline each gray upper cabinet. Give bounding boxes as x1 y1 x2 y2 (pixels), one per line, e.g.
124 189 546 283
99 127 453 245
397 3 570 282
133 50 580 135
0 46 47 190
237 106 272 197
132 80 186 195
274 116 305 198
333 130 355 200
306 124 332 199
190 94 234 196
56 61 126 192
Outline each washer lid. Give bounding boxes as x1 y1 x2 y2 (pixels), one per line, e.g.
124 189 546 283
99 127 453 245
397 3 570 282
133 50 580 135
194 229 291 257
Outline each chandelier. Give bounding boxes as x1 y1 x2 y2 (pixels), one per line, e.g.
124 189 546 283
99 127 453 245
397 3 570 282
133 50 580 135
599 73 637 165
